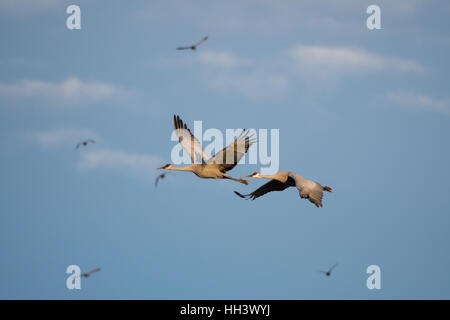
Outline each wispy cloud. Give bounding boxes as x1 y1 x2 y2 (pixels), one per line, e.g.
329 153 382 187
148 49 286 99
78 149 162 180
149 42 426 99
288 45 425 78
25 128 99 148
198 51 288 98
386 92 450 115
199 45 423 97
27 128 162 179
0 77 131 107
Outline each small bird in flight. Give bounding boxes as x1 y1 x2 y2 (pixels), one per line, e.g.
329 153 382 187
75 139 95 149
176 36 208 51
155 173 169 187
79 267 101 278
318 263 338 277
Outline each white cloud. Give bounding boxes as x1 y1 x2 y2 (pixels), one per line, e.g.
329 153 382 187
147 49 286 99
0 77 131 107
25 128 99 148
288 45 425 77
201 45 423 97
386 92 450 115
150 43 426 99
27 127 162 179
78 149 162 180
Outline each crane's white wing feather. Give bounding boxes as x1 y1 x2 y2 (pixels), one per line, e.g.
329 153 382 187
174 115 211 164
207 130 255 171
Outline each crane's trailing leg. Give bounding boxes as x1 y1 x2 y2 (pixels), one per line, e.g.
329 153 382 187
224 175 249 185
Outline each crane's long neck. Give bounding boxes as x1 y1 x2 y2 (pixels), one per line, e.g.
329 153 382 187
257 174 277 179
255 173 285 182
167 164 196 172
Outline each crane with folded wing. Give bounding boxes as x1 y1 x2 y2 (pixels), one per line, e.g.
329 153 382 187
234 171 332 207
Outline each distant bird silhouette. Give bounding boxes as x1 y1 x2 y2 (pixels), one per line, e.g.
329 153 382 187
234 171 332 207
75 139 95 149
155 173 169 187
176 36 208 51
80 267 101 278
318 263 338 277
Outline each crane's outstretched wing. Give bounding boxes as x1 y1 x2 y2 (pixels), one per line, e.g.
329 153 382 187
308 187 324 208
86 139 96 144
75 143 82 149
207 130 255 172
173 115 211 164
234 177 295 200
176 46 191 50
193 36 208 47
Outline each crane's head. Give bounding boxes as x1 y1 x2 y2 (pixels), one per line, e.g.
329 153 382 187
246 172 261 178
157 164 173 170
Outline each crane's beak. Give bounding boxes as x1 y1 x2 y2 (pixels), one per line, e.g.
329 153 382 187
245 174 254 178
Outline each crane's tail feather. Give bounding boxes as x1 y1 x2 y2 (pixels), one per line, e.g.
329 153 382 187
323 186 332 192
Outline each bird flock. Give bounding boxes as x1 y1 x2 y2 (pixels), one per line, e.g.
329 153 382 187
73 36 336 285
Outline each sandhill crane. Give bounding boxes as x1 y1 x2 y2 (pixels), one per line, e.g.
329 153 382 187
75 139 95 149
234 171 332 207
158 115 255 185
318 263 338 277
176 36 208 51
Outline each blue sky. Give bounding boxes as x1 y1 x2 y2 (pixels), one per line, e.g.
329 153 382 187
1 0 450 299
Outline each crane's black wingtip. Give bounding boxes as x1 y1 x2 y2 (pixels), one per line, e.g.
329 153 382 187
234 191 247 199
